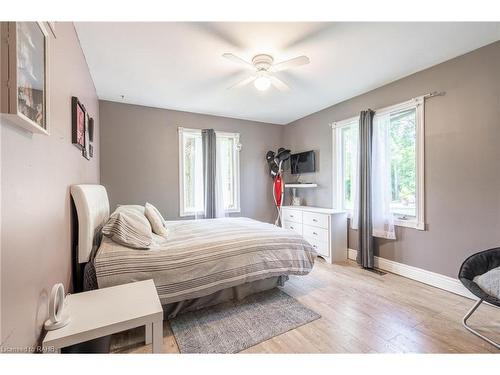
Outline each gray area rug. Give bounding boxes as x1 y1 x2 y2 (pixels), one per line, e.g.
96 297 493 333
169 288 320 353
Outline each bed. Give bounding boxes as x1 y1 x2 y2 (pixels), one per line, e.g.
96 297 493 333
71 184 316 319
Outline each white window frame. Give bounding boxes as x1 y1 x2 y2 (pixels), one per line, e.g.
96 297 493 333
215 131 241 214
332 115 359 216
178 127 204 217
178 127 240 217
331 96 425 231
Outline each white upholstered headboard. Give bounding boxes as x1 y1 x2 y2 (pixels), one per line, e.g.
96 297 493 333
70 184 110 263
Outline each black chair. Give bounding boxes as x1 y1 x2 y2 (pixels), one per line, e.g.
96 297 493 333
458 247 500 349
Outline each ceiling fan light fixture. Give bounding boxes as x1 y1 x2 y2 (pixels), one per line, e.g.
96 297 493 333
223 52 309 92
254 76 271 91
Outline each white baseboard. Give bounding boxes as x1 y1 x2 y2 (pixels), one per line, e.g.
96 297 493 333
347 249 476 300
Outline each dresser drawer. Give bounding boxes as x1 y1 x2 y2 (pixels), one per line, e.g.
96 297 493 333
303 224 329 243
305 236 329 258
282 209 302 224
303 211 329 229
283 220 303 235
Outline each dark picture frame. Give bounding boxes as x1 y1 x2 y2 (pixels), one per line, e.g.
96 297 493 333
83 113 91 160
71 96 86 150
88 117 94 142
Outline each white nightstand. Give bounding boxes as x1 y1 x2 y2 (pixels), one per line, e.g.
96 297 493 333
43 279 163 353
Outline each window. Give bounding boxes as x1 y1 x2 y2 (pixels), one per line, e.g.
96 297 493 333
178 128 240 216
333 97 424 230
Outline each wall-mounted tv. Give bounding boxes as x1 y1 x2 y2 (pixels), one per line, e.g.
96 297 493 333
290 150 315 174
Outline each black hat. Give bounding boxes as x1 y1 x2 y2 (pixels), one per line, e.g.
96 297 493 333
276 148 291 162
266 150 275 162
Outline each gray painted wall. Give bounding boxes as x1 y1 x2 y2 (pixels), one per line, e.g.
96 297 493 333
1 23 100 348
99 101 283 223
1 24 497 349
282 41 500 278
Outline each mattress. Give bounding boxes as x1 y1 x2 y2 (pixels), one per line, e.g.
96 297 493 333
94 217 316 305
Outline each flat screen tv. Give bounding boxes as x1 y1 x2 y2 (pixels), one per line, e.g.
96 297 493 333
290 150 315 174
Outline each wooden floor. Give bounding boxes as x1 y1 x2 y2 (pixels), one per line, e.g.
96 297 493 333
110 260 500 353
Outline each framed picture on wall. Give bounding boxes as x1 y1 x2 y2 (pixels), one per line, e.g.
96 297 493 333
0 22 50 135
83 113 91 160
71 96 86 150
88 117 94 142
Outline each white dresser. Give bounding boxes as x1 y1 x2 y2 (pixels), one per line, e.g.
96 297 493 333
281 206 347 263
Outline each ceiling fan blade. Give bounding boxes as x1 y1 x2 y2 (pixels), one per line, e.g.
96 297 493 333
227 75 257 89
269 75 290 91
271 55 310 72
222 53 254 69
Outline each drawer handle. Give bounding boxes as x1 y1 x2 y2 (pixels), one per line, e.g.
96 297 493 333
313 245 317 248
313 219 318 222
290 215 294 218
313 232 318 235
290 226 294 229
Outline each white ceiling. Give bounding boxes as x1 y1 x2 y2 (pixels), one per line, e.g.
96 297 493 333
75 22 500 125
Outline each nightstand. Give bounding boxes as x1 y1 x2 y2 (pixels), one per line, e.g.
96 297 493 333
42 279 163 353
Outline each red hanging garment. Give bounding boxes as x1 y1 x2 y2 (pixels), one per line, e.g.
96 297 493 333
274 174 283 207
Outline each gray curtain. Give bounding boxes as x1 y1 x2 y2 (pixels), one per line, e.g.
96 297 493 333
202 129 216 219
357 110 375 269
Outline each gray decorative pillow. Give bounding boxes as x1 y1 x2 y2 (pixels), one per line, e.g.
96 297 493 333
102 209 152 249
474 266 500 299
145 202 168 237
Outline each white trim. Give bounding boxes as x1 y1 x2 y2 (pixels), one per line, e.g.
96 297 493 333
394 217 422 230
178 127 204 217
178 127 188 217
372 97 421 117
332 126 341 210
347 249 476 300
348 248 358 260
332 116 359 211
178 127 183 216
331 115 360 130
416 97 425 230
216 131 241 213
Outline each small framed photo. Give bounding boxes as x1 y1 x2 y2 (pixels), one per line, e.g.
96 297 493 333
72 97 86 150
88 117 94 142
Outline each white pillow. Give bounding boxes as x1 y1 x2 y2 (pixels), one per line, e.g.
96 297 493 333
145 202 168 237
102 209 152 249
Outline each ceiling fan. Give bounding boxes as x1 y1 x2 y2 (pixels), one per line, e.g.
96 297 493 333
222 53 310 92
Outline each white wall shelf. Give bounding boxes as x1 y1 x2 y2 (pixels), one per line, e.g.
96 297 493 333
285 183 318 188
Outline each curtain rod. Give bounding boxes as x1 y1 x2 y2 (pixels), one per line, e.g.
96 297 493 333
422 91 446 99
329 91 446 128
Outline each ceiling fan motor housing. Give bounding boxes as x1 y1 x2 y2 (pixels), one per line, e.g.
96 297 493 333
252 54 274 71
